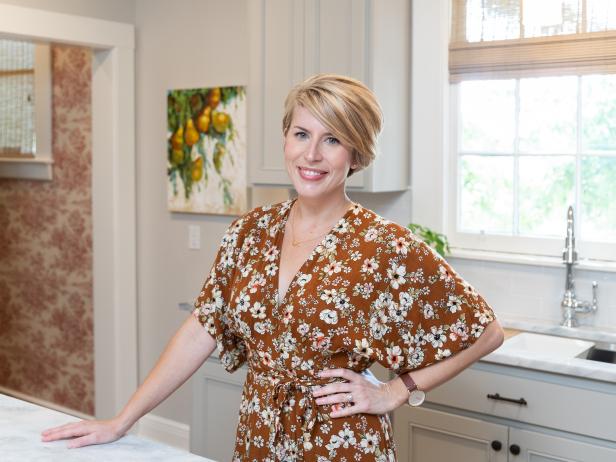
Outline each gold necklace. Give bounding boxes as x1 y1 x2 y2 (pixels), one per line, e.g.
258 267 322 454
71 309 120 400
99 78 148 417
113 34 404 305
290 201 353 247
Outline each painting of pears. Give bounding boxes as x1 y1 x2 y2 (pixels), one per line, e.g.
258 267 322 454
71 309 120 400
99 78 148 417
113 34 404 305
167 86 247 215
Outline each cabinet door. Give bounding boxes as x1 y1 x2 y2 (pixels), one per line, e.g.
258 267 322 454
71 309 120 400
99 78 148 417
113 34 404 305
190 359 247 461
248 0 305 186
306 0 367 83
393 406 508 462
509 428 616 462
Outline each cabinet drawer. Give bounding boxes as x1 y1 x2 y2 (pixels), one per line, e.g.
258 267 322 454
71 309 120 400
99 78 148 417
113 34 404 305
427 366 616 442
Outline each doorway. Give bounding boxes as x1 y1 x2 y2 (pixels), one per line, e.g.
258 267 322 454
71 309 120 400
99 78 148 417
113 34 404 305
0 4 137 420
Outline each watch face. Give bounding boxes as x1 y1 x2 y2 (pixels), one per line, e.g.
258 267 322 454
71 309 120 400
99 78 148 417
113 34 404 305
408 389 425 407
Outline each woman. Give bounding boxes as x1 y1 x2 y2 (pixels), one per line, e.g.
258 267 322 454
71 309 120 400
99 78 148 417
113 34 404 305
42 74 504 461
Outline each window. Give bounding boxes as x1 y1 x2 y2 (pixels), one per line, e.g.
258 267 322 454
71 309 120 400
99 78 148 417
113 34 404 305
449 0 616 261
0 38 52 180
0 38 35 157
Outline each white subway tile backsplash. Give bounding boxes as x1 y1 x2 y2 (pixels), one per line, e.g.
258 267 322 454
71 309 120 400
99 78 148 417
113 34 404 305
447 256 616 329
447 258 486 284
450 258 511 295
495 293 545 321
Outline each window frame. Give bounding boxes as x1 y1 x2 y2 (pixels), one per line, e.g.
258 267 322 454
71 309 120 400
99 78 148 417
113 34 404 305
447 80 616 262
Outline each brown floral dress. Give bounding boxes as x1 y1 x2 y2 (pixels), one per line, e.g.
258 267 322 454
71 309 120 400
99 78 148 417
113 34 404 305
192 198 496 461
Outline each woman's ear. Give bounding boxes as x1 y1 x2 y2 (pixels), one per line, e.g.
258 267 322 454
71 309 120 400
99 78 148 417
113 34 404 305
348 158 360 177
350 151 359 171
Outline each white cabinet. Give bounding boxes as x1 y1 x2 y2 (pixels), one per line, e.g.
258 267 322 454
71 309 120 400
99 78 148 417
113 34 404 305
395 407 616 462
190 358 247 462
393 363 616 462
394 406 508 462
248 0 410 192
426 364 616 442
510 428 616 462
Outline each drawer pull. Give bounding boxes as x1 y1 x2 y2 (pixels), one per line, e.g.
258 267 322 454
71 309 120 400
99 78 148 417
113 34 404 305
487 393 528 406
509 443 521 455
491 440 502 451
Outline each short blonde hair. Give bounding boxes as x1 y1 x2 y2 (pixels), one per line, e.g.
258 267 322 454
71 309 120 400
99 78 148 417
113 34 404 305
282 74 383 177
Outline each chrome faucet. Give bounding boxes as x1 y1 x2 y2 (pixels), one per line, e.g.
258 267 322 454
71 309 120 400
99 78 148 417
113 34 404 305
561 206 598 328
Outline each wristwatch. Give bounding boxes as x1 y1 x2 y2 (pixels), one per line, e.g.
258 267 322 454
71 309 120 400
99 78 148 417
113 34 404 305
399 372 425 407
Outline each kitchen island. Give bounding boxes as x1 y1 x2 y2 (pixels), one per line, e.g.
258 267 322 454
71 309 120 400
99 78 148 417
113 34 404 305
0 393 213 462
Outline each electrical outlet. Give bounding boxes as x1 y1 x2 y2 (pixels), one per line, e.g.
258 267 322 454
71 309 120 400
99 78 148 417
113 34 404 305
188 225 201 250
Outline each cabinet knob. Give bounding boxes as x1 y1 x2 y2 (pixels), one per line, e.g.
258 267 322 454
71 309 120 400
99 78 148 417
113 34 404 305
509 444 521 455
491 440 502 451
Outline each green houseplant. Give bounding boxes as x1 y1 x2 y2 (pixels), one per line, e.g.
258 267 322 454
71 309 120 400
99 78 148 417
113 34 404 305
407 223 451 258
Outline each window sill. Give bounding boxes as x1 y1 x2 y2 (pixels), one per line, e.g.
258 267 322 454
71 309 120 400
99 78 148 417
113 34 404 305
447 247 616 273
0 156 53 181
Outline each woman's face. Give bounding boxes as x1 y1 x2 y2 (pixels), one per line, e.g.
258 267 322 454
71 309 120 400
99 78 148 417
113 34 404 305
283 105 357 201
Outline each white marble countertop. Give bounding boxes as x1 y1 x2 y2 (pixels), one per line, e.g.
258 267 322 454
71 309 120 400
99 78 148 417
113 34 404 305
500 316 616 344
0 393 213 462
481 316 616 384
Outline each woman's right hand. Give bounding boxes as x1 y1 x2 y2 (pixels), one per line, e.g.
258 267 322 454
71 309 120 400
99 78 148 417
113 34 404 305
39 315 216 450
41 417 128 449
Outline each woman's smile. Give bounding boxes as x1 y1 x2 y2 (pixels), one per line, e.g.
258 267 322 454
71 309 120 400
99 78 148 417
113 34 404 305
297 166 328 181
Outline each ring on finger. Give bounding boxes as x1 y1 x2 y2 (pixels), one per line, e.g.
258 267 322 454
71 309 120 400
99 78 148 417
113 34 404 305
346 393 353 403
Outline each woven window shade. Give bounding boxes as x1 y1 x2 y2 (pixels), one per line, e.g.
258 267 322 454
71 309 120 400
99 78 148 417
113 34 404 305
0 39 35 157
450 0 616 82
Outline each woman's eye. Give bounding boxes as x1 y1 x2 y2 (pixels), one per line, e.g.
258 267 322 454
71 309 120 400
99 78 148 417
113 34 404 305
325 137 339 145
294 131 307 139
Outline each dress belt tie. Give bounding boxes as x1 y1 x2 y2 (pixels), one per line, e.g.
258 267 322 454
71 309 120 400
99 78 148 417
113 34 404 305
251 369 340 458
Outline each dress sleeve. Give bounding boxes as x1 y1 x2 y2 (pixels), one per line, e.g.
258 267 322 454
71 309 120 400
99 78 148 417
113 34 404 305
370 234 497 375
192 217 247 373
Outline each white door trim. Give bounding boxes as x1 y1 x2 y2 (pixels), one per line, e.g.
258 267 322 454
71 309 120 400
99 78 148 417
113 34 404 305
0 4 137 419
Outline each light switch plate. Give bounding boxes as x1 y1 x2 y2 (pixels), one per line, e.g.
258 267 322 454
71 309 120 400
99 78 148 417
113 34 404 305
188 225 201 250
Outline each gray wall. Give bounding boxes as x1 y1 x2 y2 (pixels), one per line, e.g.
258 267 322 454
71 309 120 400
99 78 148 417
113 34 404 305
134 0 252 425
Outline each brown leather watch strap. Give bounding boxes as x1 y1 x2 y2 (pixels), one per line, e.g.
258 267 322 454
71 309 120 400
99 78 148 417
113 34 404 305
399 372 418 394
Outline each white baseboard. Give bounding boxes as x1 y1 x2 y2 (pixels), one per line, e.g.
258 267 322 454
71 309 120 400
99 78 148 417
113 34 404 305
137 413 190 451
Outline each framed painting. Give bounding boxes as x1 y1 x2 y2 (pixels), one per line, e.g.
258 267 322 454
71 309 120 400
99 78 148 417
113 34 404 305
167 85 247 215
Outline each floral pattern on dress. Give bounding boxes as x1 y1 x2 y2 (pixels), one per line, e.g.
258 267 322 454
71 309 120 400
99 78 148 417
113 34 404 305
193 198 496 461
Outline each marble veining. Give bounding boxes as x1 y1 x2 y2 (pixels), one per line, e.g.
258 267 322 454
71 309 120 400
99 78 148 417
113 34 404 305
0 393 213 462
481 316 616 383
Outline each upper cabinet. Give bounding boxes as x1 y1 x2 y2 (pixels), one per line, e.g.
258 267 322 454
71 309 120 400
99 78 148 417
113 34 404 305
248 0 410 192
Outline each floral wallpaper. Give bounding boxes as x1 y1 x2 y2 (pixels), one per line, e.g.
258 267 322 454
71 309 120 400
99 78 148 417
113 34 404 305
0 45 94 415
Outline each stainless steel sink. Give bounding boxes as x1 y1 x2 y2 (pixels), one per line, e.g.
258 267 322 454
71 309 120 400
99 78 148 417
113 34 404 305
577 342 616 364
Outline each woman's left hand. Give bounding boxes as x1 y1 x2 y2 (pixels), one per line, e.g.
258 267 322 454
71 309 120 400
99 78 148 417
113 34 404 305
313 368 407 418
